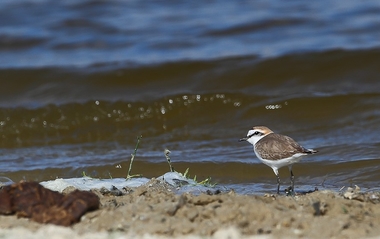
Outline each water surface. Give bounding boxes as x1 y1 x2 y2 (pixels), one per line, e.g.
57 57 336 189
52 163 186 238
1 0 380 194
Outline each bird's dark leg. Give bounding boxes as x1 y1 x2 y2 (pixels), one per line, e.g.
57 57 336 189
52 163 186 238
276 174 281 194
288 165 294 193
272 168 281 194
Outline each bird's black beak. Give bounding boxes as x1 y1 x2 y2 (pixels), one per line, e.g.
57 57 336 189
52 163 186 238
238 137 248 142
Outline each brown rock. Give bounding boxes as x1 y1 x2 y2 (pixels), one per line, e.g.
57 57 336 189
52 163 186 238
0 181 99 226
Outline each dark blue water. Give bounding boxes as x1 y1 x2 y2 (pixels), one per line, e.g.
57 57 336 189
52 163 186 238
1 1 380 68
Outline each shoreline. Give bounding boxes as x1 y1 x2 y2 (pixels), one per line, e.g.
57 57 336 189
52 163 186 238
0 178 380 239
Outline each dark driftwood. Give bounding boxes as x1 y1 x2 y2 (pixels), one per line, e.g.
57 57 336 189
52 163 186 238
0 181 99 226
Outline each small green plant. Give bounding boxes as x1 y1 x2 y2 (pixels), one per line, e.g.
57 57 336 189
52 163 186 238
182 167 189 178
126 135 143 179
178 167 216 187
198 177 216 187
163 149 217 187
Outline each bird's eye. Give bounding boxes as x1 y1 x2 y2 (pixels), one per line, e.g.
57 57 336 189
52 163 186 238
248 131 262 138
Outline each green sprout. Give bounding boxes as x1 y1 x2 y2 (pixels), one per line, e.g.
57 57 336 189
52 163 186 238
198 177 216 187
180 167 216 187
163 148 216 187
126 135 143 179
182 167 189 178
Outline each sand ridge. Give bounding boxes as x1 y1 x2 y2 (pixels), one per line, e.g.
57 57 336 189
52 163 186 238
1 178 380 239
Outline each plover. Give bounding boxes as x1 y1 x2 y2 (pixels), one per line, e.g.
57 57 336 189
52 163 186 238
239 126 317 194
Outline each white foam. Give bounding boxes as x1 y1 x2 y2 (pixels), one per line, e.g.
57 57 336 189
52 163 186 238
40 177 150 193
157 172 197 187
39 172 221 195
158 172 221 195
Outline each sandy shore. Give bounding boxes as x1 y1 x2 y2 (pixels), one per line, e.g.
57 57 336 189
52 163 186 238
0 179 380 239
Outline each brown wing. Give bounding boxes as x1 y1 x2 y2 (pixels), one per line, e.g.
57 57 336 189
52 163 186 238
255 133 308 160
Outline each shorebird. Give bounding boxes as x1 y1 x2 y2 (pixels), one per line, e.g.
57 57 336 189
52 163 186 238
239 126 317 194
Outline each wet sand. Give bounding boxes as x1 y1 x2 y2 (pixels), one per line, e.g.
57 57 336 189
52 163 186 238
0 179 379 239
